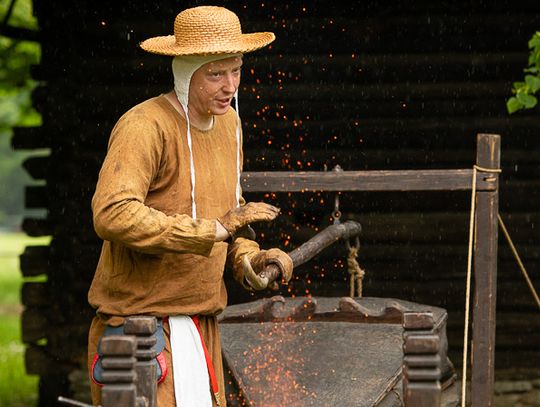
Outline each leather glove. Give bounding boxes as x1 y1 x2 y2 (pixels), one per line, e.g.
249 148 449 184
217 202 279 240
242 248 293 291
233 225 256 241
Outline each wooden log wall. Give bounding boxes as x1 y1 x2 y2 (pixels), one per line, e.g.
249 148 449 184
12 0 540 404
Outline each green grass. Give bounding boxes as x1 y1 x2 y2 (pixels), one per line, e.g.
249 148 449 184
0 314 38 407
0 232 50 407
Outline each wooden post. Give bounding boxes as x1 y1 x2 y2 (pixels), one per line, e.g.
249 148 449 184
124 316 158 407
471 133 500 406
402 311 442 407
100 335 138 407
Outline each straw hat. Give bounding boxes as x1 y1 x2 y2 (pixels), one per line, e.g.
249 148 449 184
140 6 275 56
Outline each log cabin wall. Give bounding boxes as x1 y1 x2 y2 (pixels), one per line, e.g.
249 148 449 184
13 0 540 404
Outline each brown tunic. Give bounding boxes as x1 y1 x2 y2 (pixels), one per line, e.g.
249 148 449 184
87 94 258 406
88 94 242 322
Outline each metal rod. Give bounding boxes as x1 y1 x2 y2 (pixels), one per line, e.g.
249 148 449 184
57 396 94 407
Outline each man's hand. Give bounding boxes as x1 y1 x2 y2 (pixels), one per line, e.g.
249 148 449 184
217 202 279 240
242 248 293 291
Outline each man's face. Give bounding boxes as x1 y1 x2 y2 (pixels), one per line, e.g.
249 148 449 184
189 56 243 118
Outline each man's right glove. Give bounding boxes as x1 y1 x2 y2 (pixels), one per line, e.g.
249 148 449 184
217 202 279 240
242 248 293 291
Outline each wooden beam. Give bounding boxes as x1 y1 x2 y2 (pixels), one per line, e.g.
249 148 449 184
241 169 496 192
21 282 49 307
12 127 50 150
471 134 500 406
22 307 49 343
22 156 50 181
19 245 50 277
25 344 71 375
25 186 48 209
21 217 52 237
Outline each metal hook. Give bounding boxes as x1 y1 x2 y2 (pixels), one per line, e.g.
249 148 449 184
331 165 343 225
345 235 360 252
333 194 341 225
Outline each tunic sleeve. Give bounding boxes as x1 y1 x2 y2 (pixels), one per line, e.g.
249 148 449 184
91 110 216 256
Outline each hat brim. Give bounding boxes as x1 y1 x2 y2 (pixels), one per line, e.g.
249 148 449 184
140 32 275 56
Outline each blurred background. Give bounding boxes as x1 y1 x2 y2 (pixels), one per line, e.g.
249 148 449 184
0 0 48 406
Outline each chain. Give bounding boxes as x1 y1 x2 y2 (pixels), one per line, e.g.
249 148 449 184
331 165 343 225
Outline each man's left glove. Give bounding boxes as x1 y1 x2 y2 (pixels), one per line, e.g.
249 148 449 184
242 248 293 291
217 202 279 240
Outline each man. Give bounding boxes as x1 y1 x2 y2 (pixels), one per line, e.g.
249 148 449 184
87 6 293 406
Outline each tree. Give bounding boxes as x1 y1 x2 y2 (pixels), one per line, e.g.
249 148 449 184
506 31 540 114
0 0 42 229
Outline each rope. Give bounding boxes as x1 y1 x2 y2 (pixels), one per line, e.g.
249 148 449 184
234 90 242 208
330 183 366 298
330 181 365 298
461 167 477 407
498 214 540 309
347 245 365 297
461 165 502 407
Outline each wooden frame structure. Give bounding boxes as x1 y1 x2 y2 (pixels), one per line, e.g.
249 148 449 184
241 133 500 405
64 134 499 406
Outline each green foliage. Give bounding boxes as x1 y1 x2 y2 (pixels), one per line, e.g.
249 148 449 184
0 0 40 128
0 0 43 228
0 1 45 400
507 31 540 114
0 232 48 407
